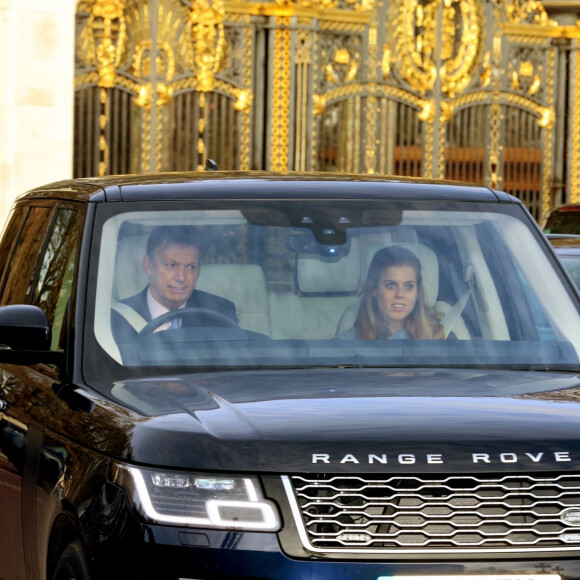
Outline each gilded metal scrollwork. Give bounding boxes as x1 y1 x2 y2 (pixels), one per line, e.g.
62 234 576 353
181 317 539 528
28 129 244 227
382 46 391 80
389 0 482 98
480 51 491 88
76 0 129 176
509 60 542 96
133 40 175 109
272 0 372 9
389 0 437 94
439 0 482 98
418 100 435 123
538 107 554 129
234 89 252 111
271 17 292 171
133 40 176 84
276 0 339 7
84 0 127 88
505 0 555 25
325 48 359 84
313 94 326 115
189 0 226 92
320 31 363 93
570 44 580 204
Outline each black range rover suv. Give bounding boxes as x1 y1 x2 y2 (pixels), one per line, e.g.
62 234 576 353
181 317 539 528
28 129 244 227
1 171 580 580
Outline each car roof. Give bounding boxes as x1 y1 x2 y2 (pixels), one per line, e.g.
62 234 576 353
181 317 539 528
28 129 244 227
15 171 517 204
547 204 580 214
547 234 580 254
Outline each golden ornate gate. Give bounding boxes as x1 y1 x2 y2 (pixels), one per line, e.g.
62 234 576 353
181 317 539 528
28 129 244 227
74 0 567 219
75 0 255 174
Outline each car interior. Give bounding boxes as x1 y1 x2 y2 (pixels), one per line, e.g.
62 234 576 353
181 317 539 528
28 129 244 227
110 232 472 342
90 205 580 368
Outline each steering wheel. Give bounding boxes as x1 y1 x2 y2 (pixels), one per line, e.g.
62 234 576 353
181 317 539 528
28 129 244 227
138 307 238 336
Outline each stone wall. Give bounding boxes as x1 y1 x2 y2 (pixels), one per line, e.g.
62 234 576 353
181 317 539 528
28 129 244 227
0 0 76 226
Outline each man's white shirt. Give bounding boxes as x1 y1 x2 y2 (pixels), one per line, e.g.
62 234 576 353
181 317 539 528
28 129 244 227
147 289 184 331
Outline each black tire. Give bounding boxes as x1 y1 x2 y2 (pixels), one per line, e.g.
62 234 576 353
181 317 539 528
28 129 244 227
51 540 90 580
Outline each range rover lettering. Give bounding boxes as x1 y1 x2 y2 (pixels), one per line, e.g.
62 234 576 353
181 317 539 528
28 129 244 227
1 171 580 580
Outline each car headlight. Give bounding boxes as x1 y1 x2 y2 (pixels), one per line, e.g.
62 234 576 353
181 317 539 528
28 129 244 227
119 466 281 531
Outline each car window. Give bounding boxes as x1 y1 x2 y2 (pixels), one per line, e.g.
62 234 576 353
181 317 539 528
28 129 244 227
559 255 580 288
33 208 82 350
83 200 580 381
0 205 27 295
544 209 580 234
0 206 52 305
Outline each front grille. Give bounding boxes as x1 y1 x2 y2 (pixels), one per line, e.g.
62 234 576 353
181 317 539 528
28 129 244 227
284 474 580 554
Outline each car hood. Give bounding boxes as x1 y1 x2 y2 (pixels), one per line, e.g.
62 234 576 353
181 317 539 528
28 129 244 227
94 368 580 473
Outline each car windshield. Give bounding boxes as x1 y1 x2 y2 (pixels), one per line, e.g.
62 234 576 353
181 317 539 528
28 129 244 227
83 199 580 379
544 208 580 234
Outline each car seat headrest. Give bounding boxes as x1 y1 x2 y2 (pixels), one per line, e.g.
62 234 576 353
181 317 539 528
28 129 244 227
114 235 149 300
296 238 361 294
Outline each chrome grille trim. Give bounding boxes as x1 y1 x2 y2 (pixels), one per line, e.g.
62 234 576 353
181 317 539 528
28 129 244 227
281 474 580 555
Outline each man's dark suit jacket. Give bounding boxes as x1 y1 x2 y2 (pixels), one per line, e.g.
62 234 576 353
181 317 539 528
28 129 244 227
111 286 238 344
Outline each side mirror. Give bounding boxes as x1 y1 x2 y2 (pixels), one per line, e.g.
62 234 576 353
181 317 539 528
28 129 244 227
0 305 51 351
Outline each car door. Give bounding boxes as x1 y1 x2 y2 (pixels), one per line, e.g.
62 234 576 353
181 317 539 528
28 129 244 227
0 203 82 580
0 204 53 580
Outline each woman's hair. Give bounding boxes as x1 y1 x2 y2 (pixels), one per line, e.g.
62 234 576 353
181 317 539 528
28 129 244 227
355 245 444 340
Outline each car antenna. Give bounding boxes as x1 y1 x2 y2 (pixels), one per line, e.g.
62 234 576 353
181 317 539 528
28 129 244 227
204 158 219 171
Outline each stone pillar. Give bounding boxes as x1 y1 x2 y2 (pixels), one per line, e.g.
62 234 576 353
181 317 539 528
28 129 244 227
0 0 76 226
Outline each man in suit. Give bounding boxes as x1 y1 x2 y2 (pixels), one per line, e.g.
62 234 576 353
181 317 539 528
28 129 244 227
112 225 238 343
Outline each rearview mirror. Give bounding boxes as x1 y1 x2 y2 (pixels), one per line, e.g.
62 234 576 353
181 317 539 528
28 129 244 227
287 232 351 258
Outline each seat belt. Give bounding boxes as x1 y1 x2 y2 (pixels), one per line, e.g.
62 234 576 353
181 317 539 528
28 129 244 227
441 265 475 338
111 301 148 333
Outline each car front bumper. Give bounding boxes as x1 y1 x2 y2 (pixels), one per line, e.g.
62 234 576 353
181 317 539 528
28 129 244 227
117 525 580 580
